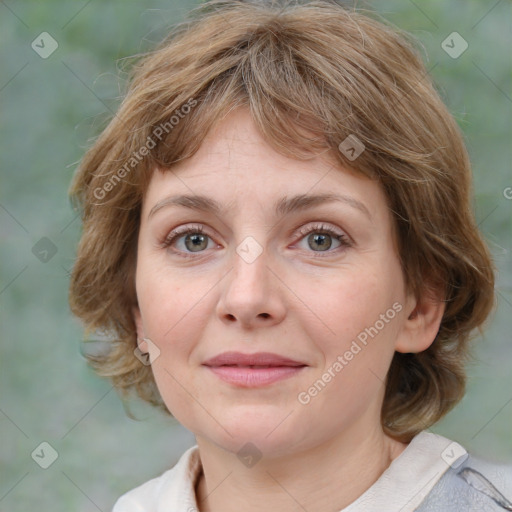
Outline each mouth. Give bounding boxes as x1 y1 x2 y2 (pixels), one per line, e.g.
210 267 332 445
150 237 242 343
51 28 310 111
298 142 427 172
203 351 306 367
217 364 296 369
202 352 308 387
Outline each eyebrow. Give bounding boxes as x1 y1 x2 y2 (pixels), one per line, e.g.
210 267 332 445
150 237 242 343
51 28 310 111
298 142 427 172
148 192 372 220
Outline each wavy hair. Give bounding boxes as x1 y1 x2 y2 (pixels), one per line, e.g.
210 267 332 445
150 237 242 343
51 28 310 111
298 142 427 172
68 0 495 442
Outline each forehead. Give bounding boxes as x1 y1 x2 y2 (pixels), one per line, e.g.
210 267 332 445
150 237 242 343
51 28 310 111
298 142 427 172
143 108 386 220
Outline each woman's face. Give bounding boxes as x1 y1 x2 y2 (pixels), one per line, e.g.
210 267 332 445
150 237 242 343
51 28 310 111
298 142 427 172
134 108 420 457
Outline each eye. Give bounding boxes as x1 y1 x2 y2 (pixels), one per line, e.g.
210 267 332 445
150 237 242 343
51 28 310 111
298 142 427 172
161 222 351 258
161 225 216 256
294 223 351 255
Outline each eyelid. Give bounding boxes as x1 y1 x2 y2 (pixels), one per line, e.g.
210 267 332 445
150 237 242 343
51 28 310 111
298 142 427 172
292 222 352 254
161 223 212 246
161 220 352 259
294 221 349 241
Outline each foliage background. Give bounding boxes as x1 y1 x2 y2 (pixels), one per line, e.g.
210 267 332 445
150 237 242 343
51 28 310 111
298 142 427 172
1 0 511 510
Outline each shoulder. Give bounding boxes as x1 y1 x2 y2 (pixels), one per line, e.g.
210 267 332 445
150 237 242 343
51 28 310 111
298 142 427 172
416 451 512 512
111 445 201 512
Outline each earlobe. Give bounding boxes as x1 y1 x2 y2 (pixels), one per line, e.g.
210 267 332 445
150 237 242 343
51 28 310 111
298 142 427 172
132 306 148 352
395 288 445 354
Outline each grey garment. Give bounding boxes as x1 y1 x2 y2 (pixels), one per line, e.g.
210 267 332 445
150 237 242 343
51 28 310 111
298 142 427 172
416 454 512 511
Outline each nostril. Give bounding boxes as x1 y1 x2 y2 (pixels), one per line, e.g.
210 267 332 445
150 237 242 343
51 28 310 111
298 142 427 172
259 313 270 318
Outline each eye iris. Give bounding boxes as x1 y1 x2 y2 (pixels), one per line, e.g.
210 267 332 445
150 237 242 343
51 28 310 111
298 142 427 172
175 229 340 253
185 233 208 252
308 233 332 251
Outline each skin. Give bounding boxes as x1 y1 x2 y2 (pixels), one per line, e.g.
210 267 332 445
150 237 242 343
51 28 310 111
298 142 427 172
133 108 445 512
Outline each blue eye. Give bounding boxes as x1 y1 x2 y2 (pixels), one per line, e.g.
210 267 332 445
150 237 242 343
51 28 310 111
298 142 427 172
295 223 351 254
161 222 351 258
162 225 215 255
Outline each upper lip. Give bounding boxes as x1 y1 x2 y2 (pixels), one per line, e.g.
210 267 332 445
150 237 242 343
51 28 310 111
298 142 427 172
202 351 307 367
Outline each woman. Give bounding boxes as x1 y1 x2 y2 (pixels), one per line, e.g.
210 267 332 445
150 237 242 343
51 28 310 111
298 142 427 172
68 0 512 510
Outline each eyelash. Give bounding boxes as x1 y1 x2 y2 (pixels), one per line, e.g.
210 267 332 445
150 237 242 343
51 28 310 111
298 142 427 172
161 223 352 258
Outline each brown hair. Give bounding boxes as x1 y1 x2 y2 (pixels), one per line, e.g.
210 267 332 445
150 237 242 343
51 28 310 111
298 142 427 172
69 0 495 442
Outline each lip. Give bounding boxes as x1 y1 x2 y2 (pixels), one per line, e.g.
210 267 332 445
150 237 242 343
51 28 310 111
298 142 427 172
203 351 306 367
202 351 308 387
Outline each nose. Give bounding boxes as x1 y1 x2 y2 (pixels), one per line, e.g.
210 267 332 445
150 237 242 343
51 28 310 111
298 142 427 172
216 240 286 330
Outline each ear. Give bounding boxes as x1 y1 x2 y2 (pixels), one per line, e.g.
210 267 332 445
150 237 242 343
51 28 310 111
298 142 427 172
394 286 446 354
132 306 148 353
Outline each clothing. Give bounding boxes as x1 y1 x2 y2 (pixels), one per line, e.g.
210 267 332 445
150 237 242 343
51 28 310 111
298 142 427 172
112 431 512 511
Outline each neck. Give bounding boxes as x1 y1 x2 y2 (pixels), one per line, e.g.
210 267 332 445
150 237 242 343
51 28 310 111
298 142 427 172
195 425 408 512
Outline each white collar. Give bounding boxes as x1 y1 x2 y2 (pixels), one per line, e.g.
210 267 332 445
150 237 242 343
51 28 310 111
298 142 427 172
341 431 466 511
114 431 466 512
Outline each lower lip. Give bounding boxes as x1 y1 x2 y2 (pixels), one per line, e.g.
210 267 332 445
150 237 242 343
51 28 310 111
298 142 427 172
205 365 306 387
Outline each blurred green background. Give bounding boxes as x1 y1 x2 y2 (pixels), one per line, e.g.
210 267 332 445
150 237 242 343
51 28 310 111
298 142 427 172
1 1 511 510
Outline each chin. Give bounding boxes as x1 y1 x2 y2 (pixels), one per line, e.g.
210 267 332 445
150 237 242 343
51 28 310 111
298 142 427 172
208 407 304 455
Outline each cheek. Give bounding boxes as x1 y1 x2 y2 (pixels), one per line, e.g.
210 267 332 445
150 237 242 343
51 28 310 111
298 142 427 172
295 272 402 424
149 362 208 433
299 261 404 383
135 266 213 420
309 268 397 336
136 255 207 339
136 267 213 425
